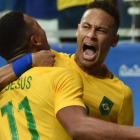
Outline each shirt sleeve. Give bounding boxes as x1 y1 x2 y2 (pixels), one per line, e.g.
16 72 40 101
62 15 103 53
117 85 134 125
50 68 86 116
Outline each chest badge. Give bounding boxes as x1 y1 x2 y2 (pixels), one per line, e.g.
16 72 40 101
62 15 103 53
99 96 114 115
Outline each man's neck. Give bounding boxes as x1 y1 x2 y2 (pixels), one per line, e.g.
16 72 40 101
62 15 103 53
76 61 108 78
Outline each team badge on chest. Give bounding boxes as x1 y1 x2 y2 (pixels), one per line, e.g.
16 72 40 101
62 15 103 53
99 96 114 115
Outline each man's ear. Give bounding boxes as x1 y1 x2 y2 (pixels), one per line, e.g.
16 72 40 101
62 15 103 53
111 34 119 48
30 35 41 47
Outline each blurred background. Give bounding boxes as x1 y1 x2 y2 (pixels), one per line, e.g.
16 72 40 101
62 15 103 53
0 0 140 126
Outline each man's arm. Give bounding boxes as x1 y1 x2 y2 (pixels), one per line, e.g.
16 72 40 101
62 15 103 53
0 50 55 91
54 68 139 140
0 64 17 91
57 106 140 140
32 50 55 67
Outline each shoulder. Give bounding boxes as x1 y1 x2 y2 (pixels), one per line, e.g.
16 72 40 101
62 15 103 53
49 67 83 89
122 84 132 99
114 75 132 99
107 71 132 99
51 49 74 59
51 68 82 83
20 67 69 79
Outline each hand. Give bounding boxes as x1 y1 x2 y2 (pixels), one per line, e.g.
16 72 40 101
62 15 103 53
32 50 55 67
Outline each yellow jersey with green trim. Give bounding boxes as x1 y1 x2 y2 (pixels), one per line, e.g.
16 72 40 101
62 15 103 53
52 49 133 125
0 67 85 140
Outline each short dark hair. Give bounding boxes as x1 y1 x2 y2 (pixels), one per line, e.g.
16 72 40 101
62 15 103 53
0 11 31 61
86 0 120 32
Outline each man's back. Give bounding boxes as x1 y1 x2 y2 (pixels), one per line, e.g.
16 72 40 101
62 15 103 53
0 67 85 140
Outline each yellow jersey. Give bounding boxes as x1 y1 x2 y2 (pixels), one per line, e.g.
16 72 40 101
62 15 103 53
52 50 134 125
57 0 93 11
57 0 114 11
0 67 85 140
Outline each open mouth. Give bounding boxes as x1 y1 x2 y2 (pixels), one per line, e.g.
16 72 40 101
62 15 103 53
83 43 96 59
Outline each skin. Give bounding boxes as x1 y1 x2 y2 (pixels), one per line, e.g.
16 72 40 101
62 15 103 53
57 106 140 140
23 14 50 52
75 8 119 76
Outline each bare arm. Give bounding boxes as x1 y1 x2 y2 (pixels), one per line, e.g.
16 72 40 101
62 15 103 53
57 106 140 140
0 64 17 91
0 50 55 91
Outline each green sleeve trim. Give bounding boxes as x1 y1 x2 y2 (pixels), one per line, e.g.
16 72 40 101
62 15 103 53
68 54 73 58
110 73 114 79
85 104 90 116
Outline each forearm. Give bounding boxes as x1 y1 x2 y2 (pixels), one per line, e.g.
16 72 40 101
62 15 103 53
0 64 17 91
0 51 55 91
57 106 140 140
74 116 140 140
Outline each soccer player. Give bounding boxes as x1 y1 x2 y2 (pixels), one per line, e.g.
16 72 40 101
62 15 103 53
50 0 133 125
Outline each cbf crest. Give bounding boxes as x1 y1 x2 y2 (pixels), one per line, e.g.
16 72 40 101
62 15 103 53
99 96 114 115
